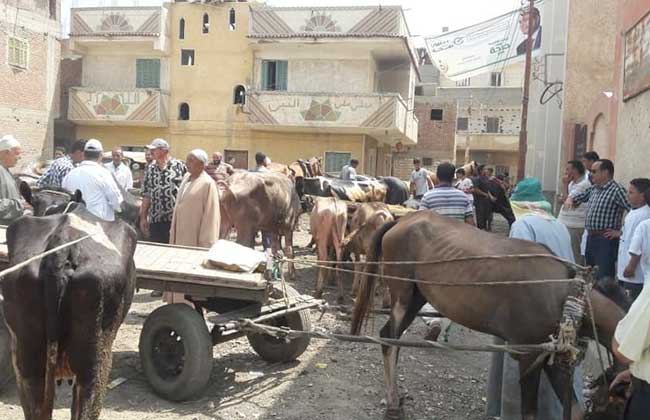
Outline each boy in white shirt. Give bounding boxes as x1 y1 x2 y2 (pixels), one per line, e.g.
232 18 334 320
617 179 650 301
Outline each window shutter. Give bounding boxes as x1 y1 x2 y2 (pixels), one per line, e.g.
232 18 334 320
136 59 160 89
261 61 269 90
276 61 288 91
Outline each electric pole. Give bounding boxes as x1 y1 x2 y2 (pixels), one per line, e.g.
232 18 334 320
517 0 535 181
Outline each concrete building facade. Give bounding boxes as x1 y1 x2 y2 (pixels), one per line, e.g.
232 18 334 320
66 3 419 175
1 0 62 169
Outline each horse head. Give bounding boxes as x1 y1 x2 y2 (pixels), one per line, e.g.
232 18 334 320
20 181 83 216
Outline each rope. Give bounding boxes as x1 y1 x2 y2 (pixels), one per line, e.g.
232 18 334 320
284 253 586 272
0 233 95 279
585 285 609 386
236 319 573 356
288 258 584 287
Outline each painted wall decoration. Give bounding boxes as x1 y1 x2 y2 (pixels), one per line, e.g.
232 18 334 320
68 89 164 124
71 7 161 35
624 11 650 100
301 13 340 33
301 99 341 121
99 14 133 32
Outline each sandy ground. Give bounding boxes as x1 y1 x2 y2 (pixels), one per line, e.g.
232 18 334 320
0 216 514 420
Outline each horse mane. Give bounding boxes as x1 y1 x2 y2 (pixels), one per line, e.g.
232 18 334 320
34 186 74 197
593 277 631 312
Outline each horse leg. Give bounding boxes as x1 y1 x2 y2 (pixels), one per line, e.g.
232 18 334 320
284 230 295 280
334 240 344 304
518 354 544 420
352 254 362 297
543 364 583 420
314 243 327 299
381 286 426 420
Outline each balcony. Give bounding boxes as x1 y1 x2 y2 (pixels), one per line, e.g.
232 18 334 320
69 7 168 52
68 88 168 127
247 91 418 144
455 134 519 152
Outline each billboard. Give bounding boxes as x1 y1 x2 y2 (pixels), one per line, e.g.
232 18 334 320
623 11 650 101
425 3 543 81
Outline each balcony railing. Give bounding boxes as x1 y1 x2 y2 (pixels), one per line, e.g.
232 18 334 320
68 87 168 127
247 91 417 143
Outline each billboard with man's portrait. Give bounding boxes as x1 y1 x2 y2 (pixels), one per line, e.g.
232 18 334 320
425 2 543 81
623 11 650 101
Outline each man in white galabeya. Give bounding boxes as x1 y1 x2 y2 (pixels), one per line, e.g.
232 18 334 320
62 139 124 221
104 147 133 190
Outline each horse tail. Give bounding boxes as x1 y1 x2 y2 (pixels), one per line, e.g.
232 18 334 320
350 219 398 335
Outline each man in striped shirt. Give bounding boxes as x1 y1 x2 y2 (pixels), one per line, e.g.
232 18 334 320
420 162 475 225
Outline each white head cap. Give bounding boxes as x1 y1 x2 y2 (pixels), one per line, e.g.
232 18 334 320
0 135 21 152
84 139 104 152
189 149 209 165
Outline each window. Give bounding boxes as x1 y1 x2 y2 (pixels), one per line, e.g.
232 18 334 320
178 102 190 120
456 78 470 87
490 72 503 87
202 13 209 33
179 18 185 39
224 150 248 169
422 157 433 166
181 49 195 66
456 117 469 131
324 152 352 173
229 8 236 31
49 0 56 19
136 59 160 88
486 117 500 133
261 60 288 91
430 109 443 121
7 37 28 69
414 86 424 96
495 165 509 176
233 85 246 105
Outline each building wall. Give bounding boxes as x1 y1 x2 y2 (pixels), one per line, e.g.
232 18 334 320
288 59 372 93
612 0 650 186
439 62 524 88
456 105 522 135
392 98 456 179
0 1 61 168
82 53 170 91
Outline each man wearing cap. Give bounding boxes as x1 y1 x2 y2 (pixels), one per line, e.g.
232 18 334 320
0 135 28 223
62 139 124 221
104 147 133 190
140 138 187 243
37 139 86 188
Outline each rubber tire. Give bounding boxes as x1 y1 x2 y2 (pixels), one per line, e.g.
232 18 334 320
0 311 13 394
247 285 312 363
139 304 213 401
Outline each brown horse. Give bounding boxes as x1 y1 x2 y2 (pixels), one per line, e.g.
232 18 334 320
350 211 627 420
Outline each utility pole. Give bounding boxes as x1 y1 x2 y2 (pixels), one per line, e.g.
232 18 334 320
517 0 535 181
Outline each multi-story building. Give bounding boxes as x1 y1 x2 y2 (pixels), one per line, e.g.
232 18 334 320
1 0 62 168
67 6 171 149
65 2 419 175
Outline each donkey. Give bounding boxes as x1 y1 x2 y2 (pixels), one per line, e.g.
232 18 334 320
351 211 628 420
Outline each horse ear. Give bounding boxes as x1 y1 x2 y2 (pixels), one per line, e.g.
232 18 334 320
73 190 83 203
19 181 33 204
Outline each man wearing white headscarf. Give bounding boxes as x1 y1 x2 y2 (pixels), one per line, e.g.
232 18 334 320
0 135 28 223
166 149 220 304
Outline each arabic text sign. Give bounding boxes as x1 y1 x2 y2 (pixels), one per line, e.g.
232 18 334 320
425 5 542 81
624 11 650 101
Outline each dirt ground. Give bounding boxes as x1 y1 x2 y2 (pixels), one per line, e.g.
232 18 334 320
0 216 511 420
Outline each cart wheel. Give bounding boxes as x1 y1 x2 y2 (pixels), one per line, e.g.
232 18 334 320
0 312 14 393
139 304 213 401
247 285 312 363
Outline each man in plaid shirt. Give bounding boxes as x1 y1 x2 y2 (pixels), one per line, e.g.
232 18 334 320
37 140 86 188
566 159 631 278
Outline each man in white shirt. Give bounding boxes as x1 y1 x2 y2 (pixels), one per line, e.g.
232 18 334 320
557 160 591 263
409 159 433 200
340 159 359 181
62 139 124 221
104 147 133 190
454 167 474 203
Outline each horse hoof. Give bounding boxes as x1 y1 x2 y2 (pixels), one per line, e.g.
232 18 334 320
384 407 406 420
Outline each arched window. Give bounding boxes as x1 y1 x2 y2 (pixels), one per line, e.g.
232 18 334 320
178 102 190 120
233 85 246 105
179 18 185 39
202 13 209 34
229 8 236 31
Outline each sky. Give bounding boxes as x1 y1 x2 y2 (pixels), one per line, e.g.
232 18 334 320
62 0 521 40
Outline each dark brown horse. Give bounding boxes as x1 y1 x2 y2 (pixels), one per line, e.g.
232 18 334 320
350 211 627 420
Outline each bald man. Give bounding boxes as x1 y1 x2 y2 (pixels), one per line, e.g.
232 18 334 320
104 147 133 190
206 151 234 181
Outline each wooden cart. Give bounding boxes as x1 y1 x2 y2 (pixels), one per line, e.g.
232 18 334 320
0 227 318 401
